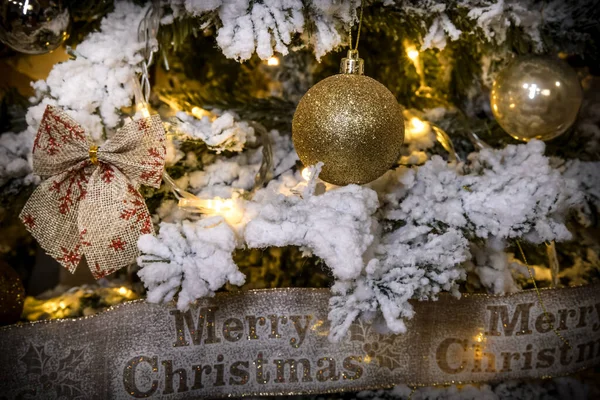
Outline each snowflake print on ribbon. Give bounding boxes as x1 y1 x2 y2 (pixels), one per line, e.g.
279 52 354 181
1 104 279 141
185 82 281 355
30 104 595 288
348 320 405 371
19 343 86 399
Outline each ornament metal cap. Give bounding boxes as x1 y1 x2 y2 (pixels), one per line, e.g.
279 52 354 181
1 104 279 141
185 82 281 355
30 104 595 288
340 50 364 75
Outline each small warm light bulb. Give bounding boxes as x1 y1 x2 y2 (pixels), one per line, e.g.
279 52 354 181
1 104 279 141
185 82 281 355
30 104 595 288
301 167 311 181
137 103 151 118
509 103 515 109
212 199 224 212
117 287 128 296
541 89 551 96
215 199 233 212
191 106 209 119
177 196 243 223
406 46 419 61
267 56 280 66
555 81 561 87
410 117 427 134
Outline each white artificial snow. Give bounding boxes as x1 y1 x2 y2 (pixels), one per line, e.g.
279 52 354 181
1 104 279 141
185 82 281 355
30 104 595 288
329 226 469 341
215 0 304 61
176 111 256 153
328 140 583 339
139 129 587 340
171 0 359 60
386 141 580 243
563 160 600 211
0 130 35 187
463 0 575 52
28 1 148 142
245 183 379 282
463 140 581 242
422 13 462 50
468 238 526 294
165 0 574 60
305 0 359 60
140 135 587 341
137 216 245 310
0 2 149 189
187 128 298 199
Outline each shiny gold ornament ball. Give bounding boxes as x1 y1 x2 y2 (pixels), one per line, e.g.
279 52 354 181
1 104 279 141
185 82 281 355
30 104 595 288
0 261 25 325
491 56 582 142
292 74 404 185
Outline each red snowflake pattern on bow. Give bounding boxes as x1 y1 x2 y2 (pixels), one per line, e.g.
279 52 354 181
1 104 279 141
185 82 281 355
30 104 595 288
109 238 126 251
22 214 35 229
57 245 82 271
20 105 166 279
100 163 115 183
120 184 153 234
49 166 89 215
140 148 165 185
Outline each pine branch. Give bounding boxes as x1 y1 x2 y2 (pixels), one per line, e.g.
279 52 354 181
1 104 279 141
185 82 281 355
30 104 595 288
0 88 28 133
159 86 296 132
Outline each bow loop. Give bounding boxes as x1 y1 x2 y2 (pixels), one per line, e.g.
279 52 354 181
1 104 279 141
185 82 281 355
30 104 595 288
20 163 94 273
98 115 166 188
32 106 91 177
20 106 166 279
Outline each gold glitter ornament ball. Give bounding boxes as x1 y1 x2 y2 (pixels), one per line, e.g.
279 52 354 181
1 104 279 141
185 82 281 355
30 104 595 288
292 52 404 185
491 56 582 142
0 261 25 325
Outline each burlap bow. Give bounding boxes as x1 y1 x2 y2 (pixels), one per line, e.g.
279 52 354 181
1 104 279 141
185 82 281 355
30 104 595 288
19 105 166 279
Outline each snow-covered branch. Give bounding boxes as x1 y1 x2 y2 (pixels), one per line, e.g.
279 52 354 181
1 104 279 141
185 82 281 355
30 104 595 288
138 216 245 310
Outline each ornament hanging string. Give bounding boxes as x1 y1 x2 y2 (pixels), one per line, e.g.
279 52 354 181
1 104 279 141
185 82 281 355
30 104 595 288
349 1 365 51
515 240 571 349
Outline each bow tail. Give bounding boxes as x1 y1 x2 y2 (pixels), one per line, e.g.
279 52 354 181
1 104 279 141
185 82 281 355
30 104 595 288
78 164 153 279
19 165 91 273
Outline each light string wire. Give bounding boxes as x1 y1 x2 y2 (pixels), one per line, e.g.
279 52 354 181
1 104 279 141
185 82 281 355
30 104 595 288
135 2 202 209
137 2 161 104
349 1 365 51
515 240 571 349
135 2 273 211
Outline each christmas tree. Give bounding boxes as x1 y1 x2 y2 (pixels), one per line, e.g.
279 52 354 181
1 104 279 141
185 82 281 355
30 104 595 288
0 1 599 399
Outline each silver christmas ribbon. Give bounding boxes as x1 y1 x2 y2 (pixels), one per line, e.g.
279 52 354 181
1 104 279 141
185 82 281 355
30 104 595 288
1 285 599 398
19 105 166 279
